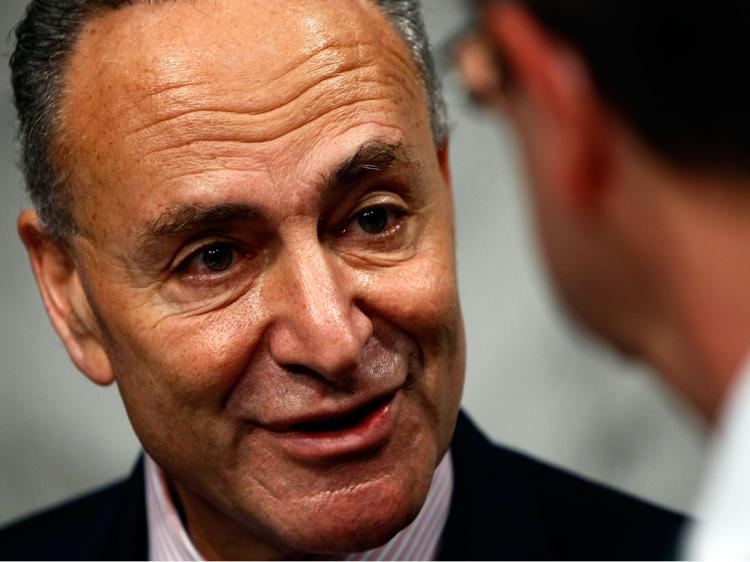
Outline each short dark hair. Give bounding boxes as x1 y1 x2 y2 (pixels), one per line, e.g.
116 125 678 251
485 1 750 177
10 0 446 240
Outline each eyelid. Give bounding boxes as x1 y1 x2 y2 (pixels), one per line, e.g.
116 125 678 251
352 190 406 209
346 193 409 222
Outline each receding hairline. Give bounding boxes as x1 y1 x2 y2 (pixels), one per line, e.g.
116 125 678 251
11 0 447 240
46 0 435 235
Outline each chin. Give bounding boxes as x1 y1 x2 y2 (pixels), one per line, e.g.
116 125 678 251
271 473 428 555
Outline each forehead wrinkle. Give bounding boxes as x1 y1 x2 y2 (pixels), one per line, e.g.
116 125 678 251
126 65 387 145
61 0 432 230
126 53 418 164
125 42 395 145
137 41 364 106
138 95 394 162
69 0 422 136
160 162 268 186
139 80 211 103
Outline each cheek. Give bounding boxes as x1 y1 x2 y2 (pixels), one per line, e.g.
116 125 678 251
357 234 465 441
391 265 460 346
100 298 269 477
361 226 459 352
101 294 266 415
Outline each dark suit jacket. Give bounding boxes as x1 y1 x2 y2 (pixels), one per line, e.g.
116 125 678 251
0 411 685 560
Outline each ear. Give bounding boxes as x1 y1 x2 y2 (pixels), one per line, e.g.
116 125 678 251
482 3 611 210
437 141 452 190
18 210 115 386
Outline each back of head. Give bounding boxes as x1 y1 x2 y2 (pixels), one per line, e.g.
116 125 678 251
465 0 750 420
486 0 750 178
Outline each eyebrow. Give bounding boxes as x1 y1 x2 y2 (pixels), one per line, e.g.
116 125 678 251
137 140 411 245
142 203 262 241
322 140 411 192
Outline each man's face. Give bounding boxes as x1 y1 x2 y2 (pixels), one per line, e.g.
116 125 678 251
57 0 464 556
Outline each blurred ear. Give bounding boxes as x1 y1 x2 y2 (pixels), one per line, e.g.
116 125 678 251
437 141 452 189
482 3 611 210
18 210 114 386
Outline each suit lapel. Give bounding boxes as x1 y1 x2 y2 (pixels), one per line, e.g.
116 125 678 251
438 411 551 560
111 457 149 560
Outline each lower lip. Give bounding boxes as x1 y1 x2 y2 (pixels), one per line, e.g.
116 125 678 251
260 393 401 460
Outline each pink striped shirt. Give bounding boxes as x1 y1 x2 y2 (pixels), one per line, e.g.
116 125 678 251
145 453 454 561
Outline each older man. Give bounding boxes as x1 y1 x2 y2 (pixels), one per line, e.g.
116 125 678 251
1 0 682 559
461 0 750 558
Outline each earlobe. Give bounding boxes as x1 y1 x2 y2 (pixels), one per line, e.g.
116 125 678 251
17 210 115 386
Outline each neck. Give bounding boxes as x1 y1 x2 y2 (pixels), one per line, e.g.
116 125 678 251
623 155 750 423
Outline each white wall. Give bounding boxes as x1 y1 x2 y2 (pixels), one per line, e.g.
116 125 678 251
0 0 707 527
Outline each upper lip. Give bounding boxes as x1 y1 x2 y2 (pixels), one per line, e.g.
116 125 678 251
259 389 399 433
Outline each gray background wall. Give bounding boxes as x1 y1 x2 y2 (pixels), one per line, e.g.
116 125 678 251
0 0 707 527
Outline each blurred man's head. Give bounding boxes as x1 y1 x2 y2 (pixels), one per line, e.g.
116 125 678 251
12 0 465 557
461 1 750 419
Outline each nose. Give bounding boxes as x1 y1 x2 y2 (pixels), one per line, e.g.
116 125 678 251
265 242 373 386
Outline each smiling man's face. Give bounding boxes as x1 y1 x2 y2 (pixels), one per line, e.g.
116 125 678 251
43 0 465 557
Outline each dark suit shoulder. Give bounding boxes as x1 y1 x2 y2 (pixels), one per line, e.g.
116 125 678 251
440 411 685 560
487 430 683 518
0 462 147 561
498 441 684 559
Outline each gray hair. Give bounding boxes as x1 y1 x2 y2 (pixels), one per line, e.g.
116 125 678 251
9 0 448 240
373 1 448 145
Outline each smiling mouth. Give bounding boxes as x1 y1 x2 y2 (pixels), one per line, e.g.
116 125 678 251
289 395 393 435
258 392 401 460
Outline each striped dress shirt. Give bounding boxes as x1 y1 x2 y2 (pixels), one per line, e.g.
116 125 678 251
145 453 454 561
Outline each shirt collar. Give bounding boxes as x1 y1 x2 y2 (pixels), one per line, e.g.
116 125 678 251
146 452 454 561
683 355 750 558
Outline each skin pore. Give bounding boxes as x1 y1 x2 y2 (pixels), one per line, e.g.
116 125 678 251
19 0 465 559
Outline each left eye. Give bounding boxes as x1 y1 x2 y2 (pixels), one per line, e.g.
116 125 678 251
177 242 238 275
201 243 235 272
354 206 395 235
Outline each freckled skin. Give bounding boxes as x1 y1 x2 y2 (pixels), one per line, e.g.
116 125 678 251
55 0 465 559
